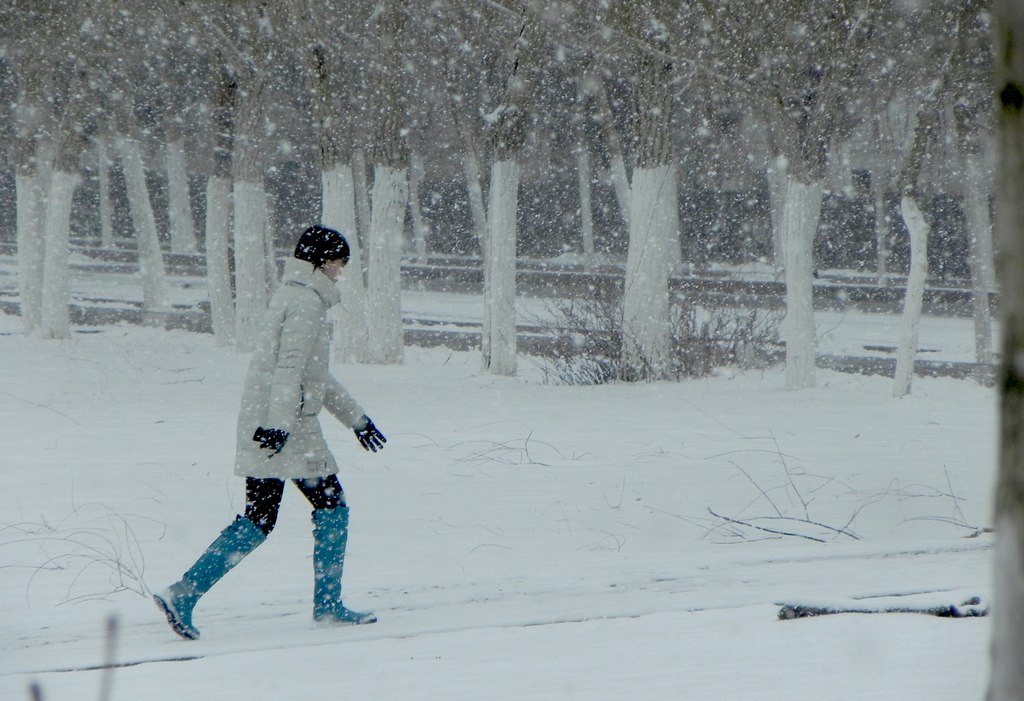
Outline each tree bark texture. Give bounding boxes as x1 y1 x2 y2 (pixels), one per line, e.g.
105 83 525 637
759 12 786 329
204 60 237 346
481 6 536 376
964 156 995 371
619 7 676 381
989 3 1024 699
95 136 115 249
116 133 171 319
366 0 409 365
165 125 198 254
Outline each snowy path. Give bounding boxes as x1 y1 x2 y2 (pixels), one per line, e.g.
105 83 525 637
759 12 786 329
4 540 991 698
0 313 996 699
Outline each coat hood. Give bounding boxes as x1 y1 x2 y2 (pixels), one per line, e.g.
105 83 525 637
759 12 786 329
281 257 341 308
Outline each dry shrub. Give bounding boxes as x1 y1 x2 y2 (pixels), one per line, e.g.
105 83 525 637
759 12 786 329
537 282 782 384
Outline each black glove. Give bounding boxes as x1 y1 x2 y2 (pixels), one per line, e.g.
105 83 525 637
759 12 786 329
253 426 289 455
353 415 386 452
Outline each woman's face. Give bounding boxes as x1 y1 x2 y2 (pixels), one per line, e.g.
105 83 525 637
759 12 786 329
322 258 346 282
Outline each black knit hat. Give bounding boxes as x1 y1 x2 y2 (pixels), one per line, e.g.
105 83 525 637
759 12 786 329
294 225 350 268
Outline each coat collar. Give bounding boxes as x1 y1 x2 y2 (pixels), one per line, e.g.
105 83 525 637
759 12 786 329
281 258 341 308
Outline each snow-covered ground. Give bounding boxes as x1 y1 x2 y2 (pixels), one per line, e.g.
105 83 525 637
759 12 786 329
0 298 997 700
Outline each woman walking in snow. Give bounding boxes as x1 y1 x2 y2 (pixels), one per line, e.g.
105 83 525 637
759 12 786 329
154 225 387 640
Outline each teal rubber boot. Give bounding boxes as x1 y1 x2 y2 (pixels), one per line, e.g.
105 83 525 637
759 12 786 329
153 515 266 640
312 507 377 625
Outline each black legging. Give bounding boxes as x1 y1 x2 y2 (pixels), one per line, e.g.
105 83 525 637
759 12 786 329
243 474 346 535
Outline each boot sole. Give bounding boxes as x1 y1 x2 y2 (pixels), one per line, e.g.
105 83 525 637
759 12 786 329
153 593 200 640
313 613 378 626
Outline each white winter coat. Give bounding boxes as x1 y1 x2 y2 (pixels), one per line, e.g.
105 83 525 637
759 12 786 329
234 258 365 479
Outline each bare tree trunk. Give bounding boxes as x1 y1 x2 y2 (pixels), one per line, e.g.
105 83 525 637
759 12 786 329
367 166 408 364
165 118 198 254
95 134 115 249
482 8 537 377
366 0 409 365
293 4 371 363
989 3 1024 697
438 1 490 259
951 17 997 377
891 95 940 397
15 168 46 330
892 195 928 398
40 64 94 338
204 61 236 346
483 159 521 375
324 164 370 363
231 72 270 351
619 2 675 381
964 154 995 372
114 116 171 320
13 62 51 333
622 165 674 379
38 170 78 339
409 149 429 258
591 74 631 229
454 118 487 257
766 159 787 276
574 69 596 267
780 175 823 390
576 145 595 267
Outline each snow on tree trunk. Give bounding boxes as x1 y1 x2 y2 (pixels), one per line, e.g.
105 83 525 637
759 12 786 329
95 137 115 249
480 6 537 377
892 196 929 398
780 175 823 391
232 178 270 351
622 165 674 380
964 156 995 371
299 31 371 364
989 3 1024 696
36 58 89 339
15 172 45 332
205 174 234 345
323 166 370 364
364 0 409 365
366 165 408 364
482 159 520 376
165 136 197 254
614 2 675 381
116 135 170 319
37 171 78 339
